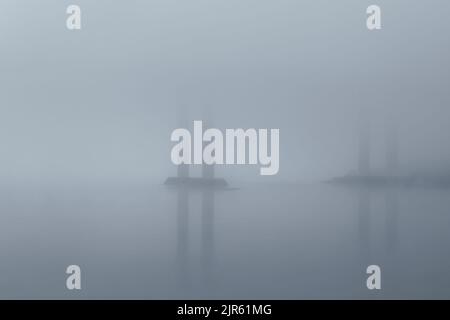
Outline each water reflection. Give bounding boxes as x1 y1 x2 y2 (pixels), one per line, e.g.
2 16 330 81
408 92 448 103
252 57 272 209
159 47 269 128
172 113 219 294
201 183 215 289
176 186 190 289
173 170 218 293
357 188 371 262
357 187 399 262
385 189 399 253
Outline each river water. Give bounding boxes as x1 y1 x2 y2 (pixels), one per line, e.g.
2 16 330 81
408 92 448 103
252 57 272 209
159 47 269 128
0 181 449 299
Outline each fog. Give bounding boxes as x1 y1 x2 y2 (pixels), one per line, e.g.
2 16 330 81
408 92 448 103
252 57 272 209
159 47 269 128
1 0 449 183
1 1 450 299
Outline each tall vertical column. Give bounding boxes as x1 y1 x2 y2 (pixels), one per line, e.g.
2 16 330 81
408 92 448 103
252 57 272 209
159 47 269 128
385 120 399 176
202 108 214 180
358 112 371 176
177 105 190 178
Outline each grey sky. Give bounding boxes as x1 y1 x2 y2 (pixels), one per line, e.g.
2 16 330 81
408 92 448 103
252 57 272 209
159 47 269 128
1 0 450 182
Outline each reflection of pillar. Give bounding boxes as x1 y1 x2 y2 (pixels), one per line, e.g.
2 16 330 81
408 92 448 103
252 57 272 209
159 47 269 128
385 190 398 252
385 122 399 175
176 187 189 288
201 115 215 288
201 188 215 288
358 115 371 176
357 189 371 260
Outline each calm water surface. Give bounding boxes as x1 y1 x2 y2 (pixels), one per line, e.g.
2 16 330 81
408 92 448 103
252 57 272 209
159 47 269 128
0 181 449 299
